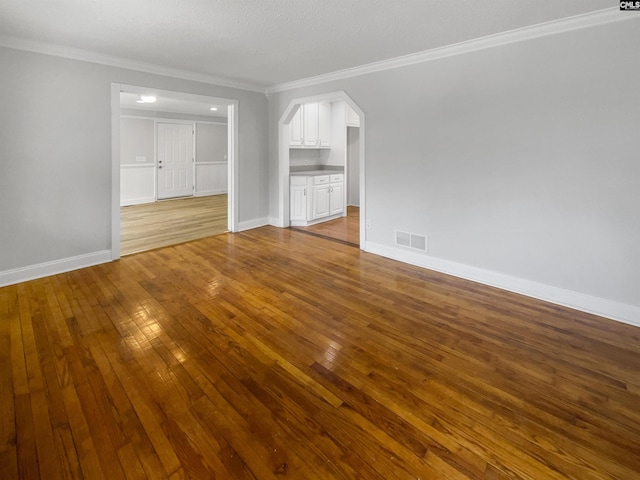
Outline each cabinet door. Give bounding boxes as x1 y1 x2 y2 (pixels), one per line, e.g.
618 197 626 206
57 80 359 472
345 104 360 127
312 185 330 219
329 182 344 216
289 106 304 147
290 185 308 221
303 102 319 147
318 102 331 147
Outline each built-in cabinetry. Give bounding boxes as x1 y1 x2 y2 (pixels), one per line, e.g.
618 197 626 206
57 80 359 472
345 104 360 127
290 173 344 226
290 102 331 148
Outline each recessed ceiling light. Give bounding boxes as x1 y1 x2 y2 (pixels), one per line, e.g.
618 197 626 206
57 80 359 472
210 107 218 111
140 95 157 103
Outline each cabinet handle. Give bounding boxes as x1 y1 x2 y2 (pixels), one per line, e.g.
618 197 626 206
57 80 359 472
304 188 306 196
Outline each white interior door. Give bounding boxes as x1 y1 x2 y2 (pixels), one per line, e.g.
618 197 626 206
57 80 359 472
157 123 194 199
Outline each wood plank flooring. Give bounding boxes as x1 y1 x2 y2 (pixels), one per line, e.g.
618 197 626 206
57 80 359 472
293 206 360 246
2 226 640 479
120 195 228 255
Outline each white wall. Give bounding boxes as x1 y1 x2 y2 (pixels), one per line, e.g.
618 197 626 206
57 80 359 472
347 126 360 206
0 46 268 278
289 149 321 167
120 117 155 205
119 118 229 203
195 122 228 196
196 123 227 163
120 117 154 165
268 19 640 322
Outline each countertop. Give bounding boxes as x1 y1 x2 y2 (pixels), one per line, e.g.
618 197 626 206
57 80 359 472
289 169 343 177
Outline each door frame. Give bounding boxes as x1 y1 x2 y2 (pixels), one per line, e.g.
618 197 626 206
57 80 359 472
277 91 365 249
111 83 239 260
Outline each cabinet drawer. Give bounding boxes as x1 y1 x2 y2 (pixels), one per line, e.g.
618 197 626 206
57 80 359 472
313 175 330 185
290 176 308 186
330 174 343 183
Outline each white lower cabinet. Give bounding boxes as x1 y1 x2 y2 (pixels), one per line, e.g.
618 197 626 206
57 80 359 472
290 184 308 222
290 173 344 226
329 180 344 216
312 185 331 220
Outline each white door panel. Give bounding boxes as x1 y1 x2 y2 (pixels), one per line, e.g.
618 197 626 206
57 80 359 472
157 123 194 199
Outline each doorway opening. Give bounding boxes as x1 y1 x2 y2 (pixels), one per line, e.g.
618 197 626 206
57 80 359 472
111 84 239 258
277 92 365 248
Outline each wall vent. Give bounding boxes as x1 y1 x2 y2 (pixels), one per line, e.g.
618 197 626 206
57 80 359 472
395 231 428 252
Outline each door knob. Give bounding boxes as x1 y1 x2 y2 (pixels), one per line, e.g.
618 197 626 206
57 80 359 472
158 166 162 169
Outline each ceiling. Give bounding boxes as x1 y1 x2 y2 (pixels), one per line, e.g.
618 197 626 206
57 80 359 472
120 91 228 118
0 0 613 90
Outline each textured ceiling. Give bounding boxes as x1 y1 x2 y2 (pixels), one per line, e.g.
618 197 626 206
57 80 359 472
120 92 228 118
0 0 613 89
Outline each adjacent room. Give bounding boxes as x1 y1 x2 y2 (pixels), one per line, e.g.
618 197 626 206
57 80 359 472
118 89 230 254
1 1 639 479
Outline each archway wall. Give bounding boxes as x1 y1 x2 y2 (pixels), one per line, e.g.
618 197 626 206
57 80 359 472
266 18 640 324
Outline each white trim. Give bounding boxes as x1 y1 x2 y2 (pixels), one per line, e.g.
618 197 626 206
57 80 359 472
121 196 156 206
112 83 238 254
268 216 280 226
195 189 227 197
267 8 630 94
121 112 228 123
195 161 228 166
227 103 239 232
121 115 227 125
0 251 112 288
121 163 155 168
194 120 228 126
365 241 640 328
155 118 197 126
111 84 121 260
0 35 265 93
237 217 269 232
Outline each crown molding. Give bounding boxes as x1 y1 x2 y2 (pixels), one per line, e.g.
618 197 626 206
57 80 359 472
266 7 631 94
0 35 267 94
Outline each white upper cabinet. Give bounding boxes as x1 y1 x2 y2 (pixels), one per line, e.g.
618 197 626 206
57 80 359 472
303 102 319 147
289 106 304 147
318 102 331 147
290 102 331 148
345 104 360 127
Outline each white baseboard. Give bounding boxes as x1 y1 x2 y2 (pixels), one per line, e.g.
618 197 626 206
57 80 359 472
0 250 112 287
268 216 282 227
237 217 269 232
195 189 228 197
121 196 155 206
365 241 640 328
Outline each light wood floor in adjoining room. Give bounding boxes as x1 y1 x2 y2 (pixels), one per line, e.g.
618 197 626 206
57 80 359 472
2 227 640 479
120 195 227 255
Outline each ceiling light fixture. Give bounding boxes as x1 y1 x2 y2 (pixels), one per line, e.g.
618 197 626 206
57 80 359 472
139 95 157 103
210 107 218 111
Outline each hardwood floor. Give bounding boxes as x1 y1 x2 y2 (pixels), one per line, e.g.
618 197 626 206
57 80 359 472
1 227 640 479
292 206 360 246
121 195 228 255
